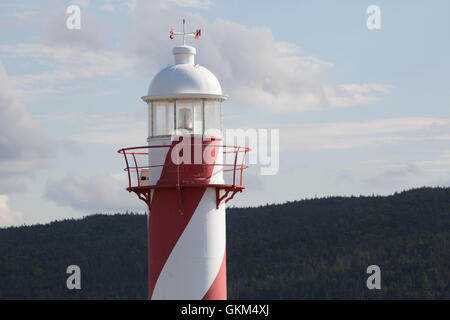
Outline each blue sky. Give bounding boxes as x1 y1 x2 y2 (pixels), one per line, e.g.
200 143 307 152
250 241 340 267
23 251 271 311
0 0 449 226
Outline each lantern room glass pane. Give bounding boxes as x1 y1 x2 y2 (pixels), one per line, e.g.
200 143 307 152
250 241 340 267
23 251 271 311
168 104 174 134
153 102 174 136
176 100 202 134
193 103 203 134
204 100 222 136
148 103 153 137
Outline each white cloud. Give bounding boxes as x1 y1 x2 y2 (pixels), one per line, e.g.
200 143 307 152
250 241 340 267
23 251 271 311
67 113 450 154
327 83 393 108
122 0 137 11
100 0 115 12
0 60 81 193
362 163 422 189
0 195 24 227
2 0 390 111
0 44 133 96
69 114 146 147
0 0 133 99
0 60 52 187
0 10 40 19
27 1 108 50
74 0 90 8
45 173 146 211
0 179 26 194
163 0 212 9
279 117 450 150
122 1 391 112
415 151 450 173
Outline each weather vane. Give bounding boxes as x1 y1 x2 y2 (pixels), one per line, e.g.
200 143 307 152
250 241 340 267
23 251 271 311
169 18 201 46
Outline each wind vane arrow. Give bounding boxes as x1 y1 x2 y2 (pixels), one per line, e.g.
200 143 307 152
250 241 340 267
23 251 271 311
169 18 201 45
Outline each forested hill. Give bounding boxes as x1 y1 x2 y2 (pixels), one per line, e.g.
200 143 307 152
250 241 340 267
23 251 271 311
1 187 449 299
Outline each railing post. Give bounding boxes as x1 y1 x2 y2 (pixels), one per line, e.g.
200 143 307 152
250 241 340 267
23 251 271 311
232 146 240 187
122 150 132 190
239 149 247 186
132 152 140 187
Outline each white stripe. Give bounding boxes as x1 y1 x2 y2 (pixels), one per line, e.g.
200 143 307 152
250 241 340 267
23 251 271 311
151 188 226 300
148 137 171 185
209 145 225 185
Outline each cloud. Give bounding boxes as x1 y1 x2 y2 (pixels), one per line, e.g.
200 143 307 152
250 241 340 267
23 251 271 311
0 195 24 227
415 151 450 174
328 83 393 108
0 44 133 97
26 0 107 50
74 0 90 8
362 163 422 189
45 173 146 212
0 61 52 189
279 117 450 150
67 113 450 155
0 0 133 98
69 114 147 147
122 0 391 112
0 179 27 194
100 0 115 12
163 0 212 9
2 0 390 111
0 60 81 193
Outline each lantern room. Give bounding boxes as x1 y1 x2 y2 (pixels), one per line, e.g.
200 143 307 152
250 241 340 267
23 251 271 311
142 44 226 139
144 98 223 138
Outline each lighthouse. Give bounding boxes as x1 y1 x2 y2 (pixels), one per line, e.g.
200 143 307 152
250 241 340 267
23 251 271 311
118 20 249 300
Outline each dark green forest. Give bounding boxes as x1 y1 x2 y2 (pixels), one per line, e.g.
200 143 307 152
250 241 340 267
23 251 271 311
0 187 449 299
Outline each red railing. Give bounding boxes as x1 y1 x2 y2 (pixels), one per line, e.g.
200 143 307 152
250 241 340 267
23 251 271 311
118 144 250 191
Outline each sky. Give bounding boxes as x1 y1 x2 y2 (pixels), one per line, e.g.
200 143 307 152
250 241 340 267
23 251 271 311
0 0 449 226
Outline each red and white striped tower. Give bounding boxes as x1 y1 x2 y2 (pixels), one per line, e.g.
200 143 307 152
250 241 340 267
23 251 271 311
118 20 249 300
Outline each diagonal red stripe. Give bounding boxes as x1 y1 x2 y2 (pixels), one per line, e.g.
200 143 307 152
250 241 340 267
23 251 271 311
202 251 227 300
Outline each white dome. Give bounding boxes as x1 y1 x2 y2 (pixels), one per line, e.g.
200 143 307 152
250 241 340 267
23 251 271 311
147 63 223 96
143 45 225 101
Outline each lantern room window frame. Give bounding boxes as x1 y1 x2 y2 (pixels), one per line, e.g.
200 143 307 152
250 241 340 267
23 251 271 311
148 98 223 138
